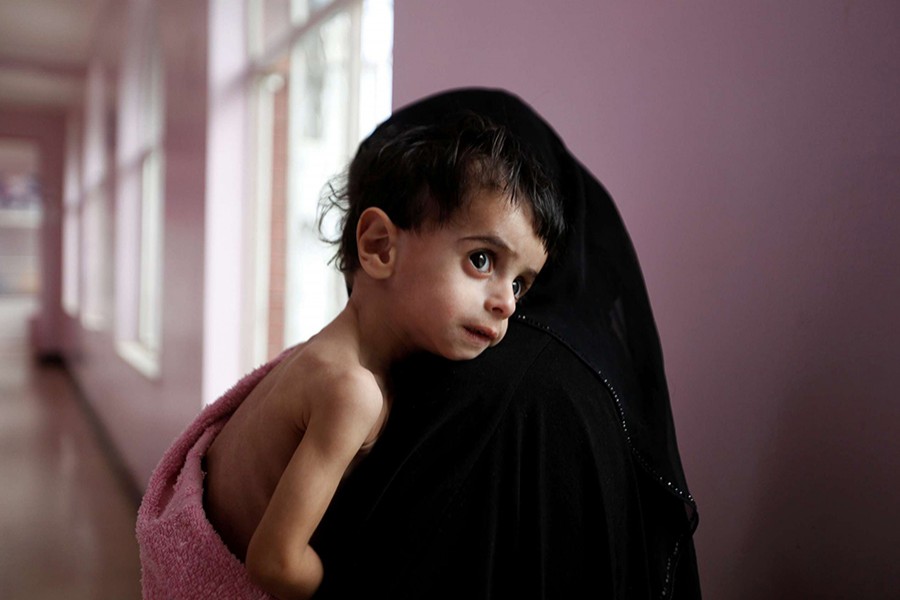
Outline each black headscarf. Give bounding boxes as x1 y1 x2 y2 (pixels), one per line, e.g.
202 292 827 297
314 88 700 599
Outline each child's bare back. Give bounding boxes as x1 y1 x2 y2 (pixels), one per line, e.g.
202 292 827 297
204 310 388 596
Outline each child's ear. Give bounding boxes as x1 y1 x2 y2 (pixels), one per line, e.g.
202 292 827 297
356 207 398 279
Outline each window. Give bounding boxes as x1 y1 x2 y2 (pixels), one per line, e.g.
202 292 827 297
62 117 81 315
81 61 113 330
114 5 165 378
137 47 164 355
249 0 392 362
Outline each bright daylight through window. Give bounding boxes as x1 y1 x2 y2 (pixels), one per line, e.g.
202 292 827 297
250 0 393 363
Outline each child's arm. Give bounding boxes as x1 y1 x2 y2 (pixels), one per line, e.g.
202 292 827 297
245 371 383 600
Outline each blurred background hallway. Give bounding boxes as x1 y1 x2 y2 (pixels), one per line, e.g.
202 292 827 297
0 296 140 599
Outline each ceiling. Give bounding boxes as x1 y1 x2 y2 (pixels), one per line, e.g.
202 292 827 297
0 0 107 110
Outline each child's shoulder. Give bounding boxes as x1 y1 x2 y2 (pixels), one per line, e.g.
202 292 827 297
279 339 383 413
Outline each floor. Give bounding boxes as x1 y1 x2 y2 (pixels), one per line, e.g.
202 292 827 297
0 296 142 599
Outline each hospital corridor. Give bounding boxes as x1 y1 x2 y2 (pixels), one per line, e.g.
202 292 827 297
0 296 141 599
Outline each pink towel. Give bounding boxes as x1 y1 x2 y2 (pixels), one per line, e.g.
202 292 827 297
137 356 286 599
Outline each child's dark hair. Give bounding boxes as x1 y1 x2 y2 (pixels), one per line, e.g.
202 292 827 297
320 112 564 276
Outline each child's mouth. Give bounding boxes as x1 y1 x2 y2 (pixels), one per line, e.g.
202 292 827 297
464 326 497 344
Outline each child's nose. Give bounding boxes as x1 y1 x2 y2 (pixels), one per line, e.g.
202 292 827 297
486 282 516 319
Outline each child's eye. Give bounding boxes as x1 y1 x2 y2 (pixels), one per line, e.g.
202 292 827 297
512 278 525 300
469 251 492 273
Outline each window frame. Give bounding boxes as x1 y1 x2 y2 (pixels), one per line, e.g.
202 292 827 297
113 4 166 379
246 0 392 364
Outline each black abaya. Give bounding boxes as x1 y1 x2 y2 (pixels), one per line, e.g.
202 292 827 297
313 88 701 599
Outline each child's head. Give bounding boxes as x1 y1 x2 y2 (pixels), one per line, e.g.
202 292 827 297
323 112 565 282
321 112 565 360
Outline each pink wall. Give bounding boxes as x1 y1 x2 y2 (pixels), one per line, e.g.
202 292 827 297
0 109 65 355
393 2 900 598
63 0 209 487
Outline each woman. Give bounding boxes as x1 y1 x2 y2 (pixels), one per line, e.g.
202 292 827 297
312 88 701 599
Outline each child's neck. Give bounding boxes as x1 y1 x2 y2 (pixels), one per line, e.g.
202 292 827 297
334 295 407 383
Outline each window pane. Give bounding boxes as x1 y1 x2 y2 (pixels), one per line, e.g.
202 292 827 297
138 149 164 352
253 0 392 360
63 119 81 313
135 37 165 354
283 11 352 347
252 0 333 58
359 0 392 139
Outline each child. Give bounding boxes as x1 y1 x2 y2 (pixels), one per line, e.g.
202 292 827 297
138 112 563 600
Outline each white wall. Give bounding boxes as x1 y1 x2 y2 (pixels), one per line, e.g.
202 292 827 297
392 2 900 598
